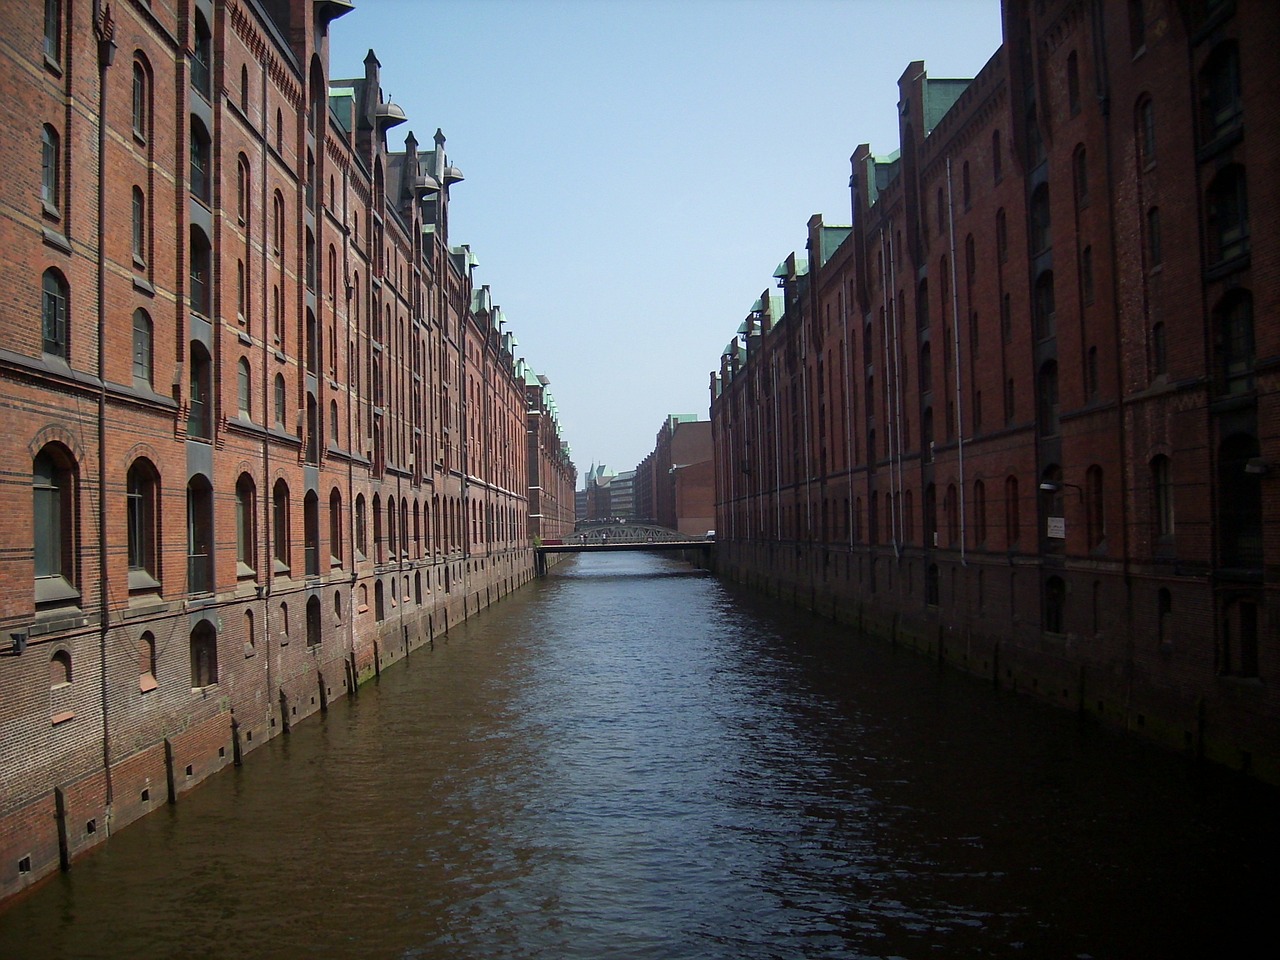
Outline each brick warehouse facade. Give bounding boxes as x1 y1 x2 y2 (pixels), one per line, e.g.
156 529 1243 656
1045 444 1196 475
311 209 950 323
524 368 577 544
0 0 573 903
711 0 1279 781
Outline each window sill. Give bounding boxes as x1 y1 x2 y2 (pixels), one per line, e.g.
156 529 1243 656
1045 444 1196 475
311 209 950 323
128 568 161 593
139 673 157 694
51 711 75 726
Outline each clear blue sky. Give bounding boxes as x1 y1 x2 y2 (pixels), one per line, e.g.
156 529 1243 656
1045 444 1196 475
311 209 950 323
329 0 1003 478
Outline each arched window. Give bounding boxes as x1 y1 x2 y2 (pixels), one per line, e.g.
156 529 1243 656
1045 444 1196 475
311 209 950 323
305 393 319 464
187 341 212 439
1213 290 1253 393
51 649 71 687
1151 455 1174 539
1073 145 1088 208
189 118 211 202
304 491 320 577
132 309 153 385
992 130 1003 182
1206 165 1249 264
272 479 291 574
41 123 60 211
237 357 252 418
44 0 62 63
1034 271 1055 341
186 474 213 594
1150 321 1167 378
190 12 212 98
132 186 147 265
42 268 68 359
329 488 343 568
273 190 285 255
962 160 971 210
373 493 383 563
355 494 367 558
239 64 249 112
236 155 251 224
235 474 256 577
132 58 149 140
126 459 160 589
273 372 286 427
1146 206 1162 268
139 631 158 691
306 595 321 647
920 342 933 393
995 207 1008 262
190 620 218 688
1030 183 1051 253
1136 95 1156 167
1199 42 1241 145
387 496 398 558
189 225 211 315
34 444 78 605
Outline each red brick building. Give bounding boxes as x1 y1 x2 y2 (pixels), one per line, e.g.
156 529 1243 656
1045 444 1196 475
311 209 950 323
524 367 577 543
712 0 1278 781
0 0 567 902
636 415 715 535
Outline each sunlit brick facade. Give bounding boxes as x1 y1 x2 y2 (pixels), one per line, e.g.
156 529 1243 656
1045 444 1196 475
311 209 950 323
0 0 565 902
712 0 1278 781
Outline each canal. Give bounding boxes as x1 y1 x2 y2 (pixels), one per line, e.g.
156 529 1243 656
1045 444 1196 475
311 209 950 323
1 552 1275 958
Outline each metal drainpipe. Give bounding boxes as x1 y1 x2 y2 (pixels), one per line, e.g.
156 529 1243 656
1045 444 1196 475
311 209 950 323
891 235 906 550
1091 0 1134 688
801 300 812 541
773 356 781 538
947 157 967 566
94 2 117 827
259 56 273 721
843 286 854 549
883 231 903 557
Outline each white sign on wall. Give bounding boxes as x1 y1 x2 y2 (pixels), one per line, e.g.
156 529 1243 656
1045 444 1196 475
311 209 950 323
1047 516 1066 539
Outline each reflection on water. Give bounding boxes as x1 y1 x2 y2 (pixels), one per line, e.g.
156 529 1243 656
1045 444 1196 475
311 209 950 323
1 552 1275 959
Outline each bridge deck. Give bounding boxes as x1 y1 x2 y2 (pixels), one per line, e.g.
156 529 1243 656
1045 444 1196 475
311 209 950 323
537 540 712 554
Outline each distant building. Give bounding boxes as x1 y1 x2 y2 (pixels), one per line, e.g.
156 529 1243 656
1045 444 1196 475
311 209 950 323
524 369 576 543
636 415 714 535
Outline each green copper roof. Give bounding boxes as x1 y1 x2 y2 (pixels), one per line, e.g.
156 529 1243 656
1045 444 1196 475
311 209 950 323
925 78 971 134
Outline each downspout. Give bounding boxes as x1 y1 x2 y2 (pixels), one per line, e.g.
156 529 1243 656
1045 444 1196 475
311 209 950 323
801 305 812 540
259 55 273 720
842 290 854 549
773 355 782 538
891 241 906 549
878 230 893 553
1092 0 1134 688
94 1 117 826
947 157 967 565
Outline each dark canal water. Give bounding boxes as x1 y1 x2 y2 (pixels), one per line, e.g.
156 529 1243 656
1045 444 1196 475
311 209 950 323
2 552 1276 959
